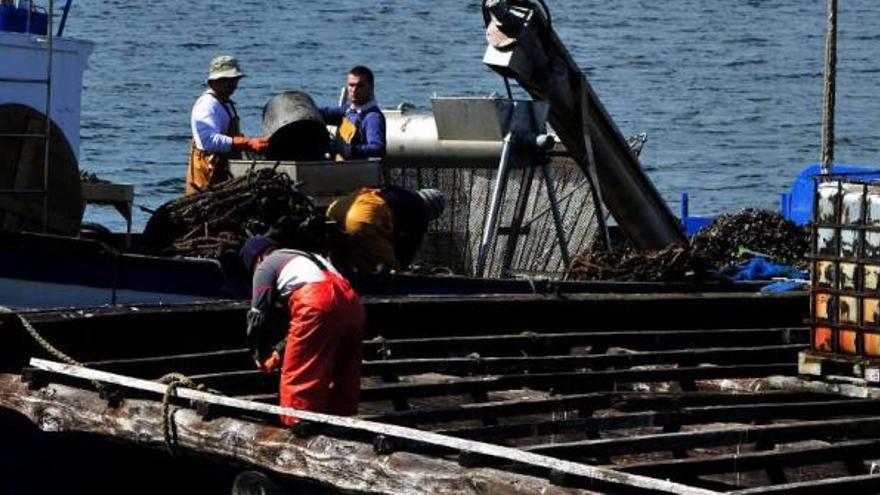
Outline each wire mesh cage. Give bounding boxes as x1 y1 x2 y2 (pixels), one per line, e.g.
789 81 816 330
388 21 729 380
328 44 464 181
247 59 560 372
385 154 600 279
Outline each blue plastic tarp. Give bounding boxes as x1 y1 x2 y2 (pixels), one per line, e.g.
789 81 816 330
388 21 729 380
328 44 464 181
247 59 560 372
731 257 809 282
759 280 809 293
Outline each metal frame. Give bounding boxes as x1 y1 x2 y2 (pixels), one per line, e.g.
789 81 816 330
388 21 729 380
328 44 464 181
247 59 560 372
0 0 55 232
3 292 850 494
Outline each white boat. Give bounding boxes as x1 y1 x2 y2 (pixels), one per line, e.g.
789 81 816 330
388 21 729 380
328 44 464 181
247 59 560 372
0 25 92 162
0 3 241 309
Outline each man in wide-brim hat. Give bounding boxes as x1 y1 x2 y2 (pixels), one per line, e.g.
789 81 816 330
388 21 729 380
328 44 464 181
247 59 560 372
186 55 269 196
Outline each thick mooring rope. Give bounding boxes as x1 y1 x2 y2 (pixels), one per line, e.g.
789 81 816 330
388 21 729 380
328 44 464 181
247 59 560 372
0 306 81 367
0 307 220 456
0 306 108 396
157 372 224 455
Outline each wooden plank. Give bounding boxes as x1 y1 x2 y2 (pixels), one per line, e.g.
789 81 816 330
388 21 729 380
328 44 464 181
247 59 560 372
617 439 880 477
0 374 589 495
767 375 880 400
365 391 837 426
363 329 808 359
610 390 837 412
186 363 796 399
85 344 801 380
363 345 804 376
25 358 719 495
442 410 660 441
440 398 880 442
360 364 796 402
85 349 251 377
526 416 880 460
364 392 615 426
729 473 880 495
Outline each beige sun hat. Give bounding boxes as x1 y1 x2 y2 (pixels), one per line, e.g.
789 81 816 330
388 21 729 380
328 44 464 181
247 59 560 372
207 55 245 81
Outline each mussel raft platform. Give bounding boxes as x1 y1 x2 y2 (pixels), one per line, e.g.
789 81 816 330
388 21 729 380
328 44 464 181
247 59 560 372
5 290 879 494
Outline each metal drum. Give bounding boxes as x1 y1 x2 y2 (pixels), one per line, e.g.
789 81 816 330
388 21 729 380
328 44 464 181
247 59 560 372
261 91 329 161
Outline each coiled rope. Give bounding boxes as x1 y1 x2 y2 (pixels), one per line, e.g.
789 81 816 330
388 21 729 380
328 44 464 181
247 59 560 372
157 372 224 455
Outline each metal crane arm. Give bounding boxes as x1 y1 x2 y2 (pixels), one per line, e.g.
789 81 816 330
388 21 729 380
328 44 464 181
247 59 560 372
482 0 686 249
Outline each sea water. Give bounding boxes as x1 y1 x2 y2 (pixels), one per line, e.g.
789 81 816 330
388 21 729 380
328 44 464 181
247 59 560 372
62 0 880 231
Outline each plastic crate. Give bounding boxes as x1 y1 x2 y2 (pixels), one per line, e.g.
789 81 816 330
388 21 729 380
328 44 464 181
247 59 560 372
810 177 880 357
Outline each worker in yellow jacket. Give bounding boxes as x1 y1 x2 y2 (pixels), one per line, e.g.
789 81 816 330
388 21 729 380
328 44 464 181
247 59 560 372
327 186 445 274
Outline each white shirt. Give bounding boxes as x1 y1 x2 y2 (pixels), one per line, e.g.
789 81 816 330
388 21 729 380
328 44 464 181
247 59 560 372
190 91 235 153
277 254 339 298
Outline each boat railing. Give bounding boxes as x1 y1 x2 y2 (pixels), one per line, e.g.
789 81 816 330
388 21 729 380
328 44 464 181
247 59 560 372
0 0 55 232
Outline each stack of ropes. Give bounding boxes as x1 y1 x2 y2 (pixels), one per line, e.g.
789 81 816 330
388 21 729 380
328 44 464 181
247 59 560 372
143 168 320 263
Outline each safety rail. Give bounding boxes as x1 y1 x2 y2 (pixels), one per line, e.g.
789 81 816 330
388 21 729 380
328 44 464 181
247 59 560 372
0 0 54 231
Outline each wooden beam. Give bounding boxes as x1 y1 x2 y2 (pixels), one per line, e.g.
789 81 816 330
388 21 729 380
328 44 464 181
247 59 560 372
364 392 614 426
83 344 802 382
439 398 880 442
617 439 880 477
363 345 803 376
730 473 880 495
610 390 837 412
364 391 834 427
0 373 590 495
86 348 251 377
526 416 880 460
190 363 796 401
363 329 808 359
359 364 796 403
22 359 719 495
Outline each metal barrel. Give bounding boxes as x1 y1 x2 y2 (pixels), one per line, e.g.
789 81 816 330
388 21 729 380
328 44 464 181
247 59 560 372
384 109 503 169
261 91 329 161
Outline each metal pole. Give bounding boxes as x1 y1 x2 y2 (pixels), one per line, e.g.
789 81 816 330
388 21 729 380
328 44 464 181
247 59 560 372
42 0 54 232
820 0 837 175
57 0 72 37
499 164 535 277
337 86 347 106
582 130 611 250
540 162 572 270
476 134 514 277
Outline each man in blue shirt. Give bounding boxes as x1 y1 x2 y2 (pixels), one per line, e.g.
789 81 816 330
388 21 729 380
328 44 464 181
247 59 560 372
321 66 386 159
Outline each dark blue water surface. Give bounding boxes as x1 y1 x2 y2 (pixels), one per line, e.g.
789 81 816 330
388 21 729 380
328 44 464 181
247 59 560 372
64 1 880 230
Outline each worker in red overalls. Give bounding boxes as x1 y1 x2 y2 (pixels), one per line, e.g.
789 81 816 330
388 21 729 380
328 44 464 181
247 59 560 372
240 234 364 424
